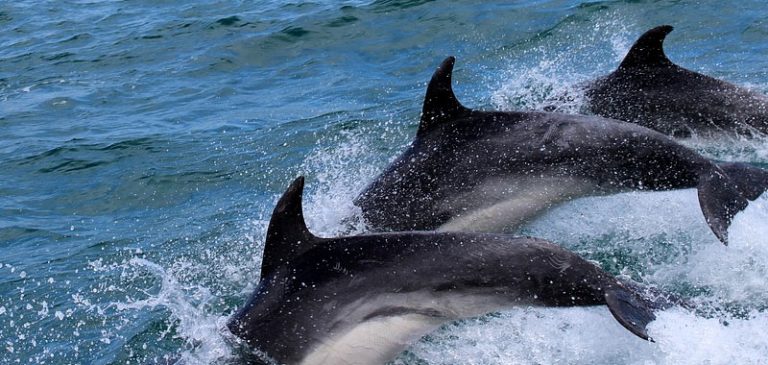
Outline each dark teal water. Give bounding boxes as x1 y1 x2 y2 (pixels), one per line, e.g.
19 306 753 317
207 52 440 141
3 1 768 364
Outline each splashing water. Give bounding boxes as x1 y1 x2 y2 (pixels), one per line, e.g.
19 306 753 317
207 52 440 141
396 306 768 365
649 309 768 365
659 193 768 306
300 128 390 237
681 132 768 163
114 258 236 365
490 14 633 113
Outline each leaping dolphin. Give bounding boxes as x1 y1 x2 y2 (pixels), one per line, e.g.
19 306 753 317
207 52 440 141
584 25 768 137
228 177 662 365
355 56 768 245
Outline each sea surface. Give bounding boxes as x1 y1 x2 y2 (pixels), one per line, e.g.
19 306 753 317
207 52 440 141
2 1 768 364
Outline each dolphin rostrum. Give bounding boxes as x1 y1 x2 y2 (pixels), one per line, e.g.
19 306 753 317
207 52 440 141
228 177 662 365
355 56 768 245
585 25 768 137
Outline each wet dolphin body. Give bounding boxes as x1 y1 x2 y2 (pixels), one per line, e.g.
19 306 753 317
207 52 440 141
355 57 768 245
584 25 768 137
228 177 661 365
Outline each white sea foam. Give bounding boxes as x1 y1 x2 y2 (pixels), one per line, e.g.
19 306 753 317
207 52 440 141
524 188 768 301
522 189 714 246
653 192 768 304
393 305 768 365
647 308 768 365
398 307 659 365
482 22 768 363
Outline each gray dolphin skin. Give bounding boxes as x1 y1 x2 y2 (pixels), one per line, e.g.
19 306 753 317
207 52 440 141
584 25 768 137
354 56 768 245
228 177 660 365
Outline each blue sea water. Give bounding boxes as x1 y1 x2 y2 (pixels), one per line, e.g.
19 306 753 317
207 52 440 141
2 0 768 364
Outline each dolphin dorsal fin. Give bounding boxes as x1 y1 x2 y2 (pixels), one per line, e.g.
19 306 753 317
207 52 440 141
260 176 319 278
418 56 471 137
618 25 675 70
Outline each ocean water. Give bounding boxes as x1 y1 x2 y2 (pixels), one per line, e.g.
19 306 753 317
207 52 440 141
2 0 768 364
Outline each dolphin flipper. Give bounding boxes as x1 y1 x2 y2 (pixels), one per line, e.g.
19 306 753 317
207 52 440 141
604 288 656 341
697 168 750 245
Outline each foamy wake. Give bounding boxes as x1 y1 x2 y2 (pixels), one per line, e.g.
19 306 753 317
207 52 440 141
394 306 768 365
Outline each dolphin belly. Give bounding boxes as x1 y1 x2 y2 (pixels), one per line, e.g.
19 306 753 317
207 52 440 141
301 291 524 365
437 176 597 233
300 313 444 365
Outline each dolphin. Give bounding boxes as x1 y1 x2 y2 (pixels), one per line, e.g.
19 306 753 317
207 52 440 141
228 177 662 365
354 56 768 245
584 25 768 137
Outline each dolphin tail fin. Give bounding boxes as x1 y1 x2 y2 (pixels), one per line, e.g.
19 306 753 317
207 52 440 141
419 56 471 137
618 25 675 70
717 162 768 201
697 167 749 245
260 176 320 278
604 288 656 341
